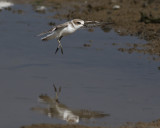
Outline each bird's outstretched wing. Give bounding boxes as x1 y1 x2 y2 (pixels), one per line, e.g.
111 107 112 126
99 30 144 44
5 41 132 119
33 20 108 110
72 109 110 120
55 23 68 31
37 23 68 41
38 94 54 104
37 23 68 37
31 107 50 116
31 107 59 118
84 21 113 28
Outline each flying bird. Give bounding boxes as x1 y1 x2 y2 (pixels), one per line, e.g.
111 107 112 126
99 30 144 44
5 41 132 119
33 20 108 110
38 19 112 54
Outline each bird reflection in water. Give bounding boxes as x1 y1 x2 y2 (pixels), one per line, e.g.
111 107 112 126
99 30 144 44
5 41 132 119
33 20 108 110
31 84 110 124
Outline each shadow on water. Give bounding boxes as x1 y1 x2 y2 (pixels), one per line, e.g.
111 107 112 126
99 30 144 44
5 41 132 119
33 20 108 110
0 2 160 128
31 85 109 124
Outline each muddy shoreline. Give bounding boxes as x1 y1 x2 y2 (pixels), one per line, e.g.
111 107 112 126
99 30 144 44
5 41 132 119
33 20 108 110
21 118 160 128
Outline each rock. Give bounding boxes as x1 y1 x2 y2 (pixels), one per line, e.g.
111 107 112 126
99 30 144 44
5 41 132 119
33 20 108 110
113 5 120 10
139 12 160 24
35 6 46 13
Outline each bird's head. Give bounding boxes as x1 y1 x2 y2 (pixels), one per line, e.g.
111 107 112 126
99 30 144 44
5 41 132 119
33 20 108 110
72 19 85 29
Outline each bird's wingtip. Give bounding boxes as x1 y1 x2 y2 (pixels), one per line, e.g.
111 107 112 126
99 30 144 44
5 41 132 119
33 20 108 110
41 37 48 41
37 32 46 37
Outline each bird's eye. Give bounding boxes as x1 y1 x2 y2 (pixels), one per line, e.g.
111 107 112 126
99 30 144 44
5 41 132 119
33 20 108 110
77 22 81 24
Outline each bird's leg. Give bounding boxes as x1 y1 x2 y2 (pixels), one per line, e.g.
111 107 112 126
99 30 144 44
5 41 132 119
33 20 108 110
55 37 63 54
53 84 61 103
55 44 59 54
58 39 63 54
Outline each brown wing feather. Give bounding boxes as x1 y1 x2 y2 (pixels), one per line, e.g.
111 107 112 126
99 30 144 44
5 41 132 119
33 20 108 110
37 22 68 37
55 23 68 30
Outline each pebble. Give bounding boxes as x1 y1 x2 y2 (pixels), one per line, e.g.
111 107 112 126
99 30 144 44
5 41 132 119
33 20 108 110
113 5 120 10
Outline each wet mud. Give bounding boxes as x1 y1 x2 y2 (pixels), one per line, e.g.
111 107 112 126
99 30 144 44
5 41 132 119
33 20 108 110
21 124 108 128
21 118 160 128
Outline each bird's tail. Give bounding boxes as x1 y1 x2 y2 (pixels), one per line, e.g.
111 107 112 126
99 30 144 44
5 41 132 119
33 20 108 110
41 33 56 41
37 29 56 41
37 30 52 37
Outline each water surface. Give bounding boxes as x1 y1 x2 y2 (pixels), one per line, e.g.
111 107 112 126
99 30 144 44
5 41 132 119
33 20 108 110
0 4 160 128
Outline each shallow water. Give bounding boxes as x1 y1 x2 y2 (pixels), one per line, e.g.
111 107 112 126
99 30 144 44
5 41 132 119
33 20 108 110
0 4 160 128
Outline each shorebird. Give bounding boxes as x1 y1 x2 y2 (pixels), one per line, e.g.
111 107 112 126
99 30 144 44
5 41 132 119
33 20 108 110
38 19 112 54
38 19 85 54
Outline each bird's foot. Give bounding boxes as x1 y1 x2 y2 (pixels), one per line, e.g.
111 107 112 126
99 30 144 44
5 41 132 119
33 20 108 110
55 44 63 55
60 47 63 54
55 47 59 54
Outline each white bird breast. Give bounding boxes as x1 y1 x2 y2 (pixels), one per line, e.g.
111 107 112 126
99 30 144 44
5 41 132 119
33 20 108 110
61 25 77 36
56 105 79 123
